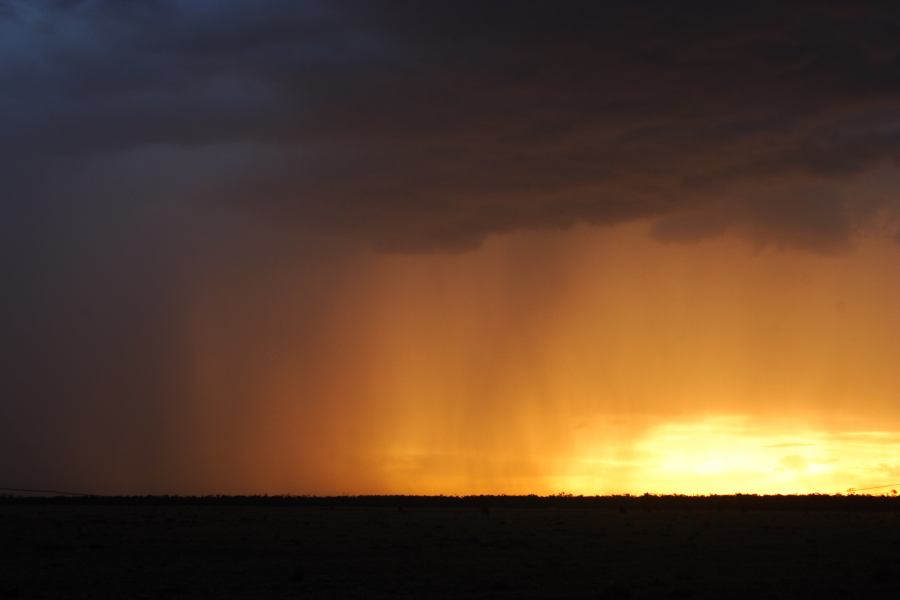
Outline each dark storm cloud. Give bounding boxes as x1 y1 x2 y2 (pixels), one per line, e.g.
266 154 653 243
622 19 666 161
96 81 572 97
3 0 900 250
3 1 900 492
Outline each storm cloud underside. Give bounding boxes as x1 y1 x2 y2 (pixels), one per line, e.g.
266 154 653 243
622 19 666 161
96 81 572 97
3 1 900 493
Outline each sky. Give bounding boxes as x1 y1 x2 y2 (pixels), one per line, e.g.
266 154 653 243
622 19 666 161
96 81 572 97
2 1 900 495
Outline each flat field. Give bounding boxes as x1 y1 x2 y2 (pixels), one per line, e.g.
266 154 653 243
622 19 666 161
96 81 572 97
1 497 899 598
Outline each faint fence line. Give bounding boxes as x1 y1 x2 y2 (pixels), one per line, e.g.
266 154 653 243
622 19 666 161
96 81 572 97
840 482 900 495
0 486 95 497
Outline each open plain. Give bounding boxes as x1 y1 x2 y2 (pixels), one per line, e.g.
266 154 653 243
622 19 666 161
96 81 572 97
1 496 899 599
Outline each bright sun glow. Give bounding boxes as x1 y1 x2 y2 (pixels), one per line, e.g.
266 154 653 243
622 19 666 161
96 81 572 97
555 416 900 495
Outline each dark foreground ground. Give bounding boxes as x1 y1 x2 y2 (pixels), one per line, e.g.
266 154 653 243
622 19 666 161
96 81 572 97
1 496 899 599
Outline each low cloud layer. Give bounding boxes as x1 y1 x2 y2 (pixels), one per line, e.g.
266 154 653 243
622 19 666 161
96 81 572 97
3 0 900 250
3 1 900 493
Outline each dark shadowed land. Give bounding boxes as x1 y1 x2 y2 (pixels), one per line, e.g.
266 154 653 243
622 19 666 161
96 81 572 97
2 495 900 599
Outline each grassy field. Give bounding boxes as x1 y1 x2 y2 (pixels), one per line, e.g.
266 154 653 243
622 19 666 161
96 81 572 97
1 497 899 598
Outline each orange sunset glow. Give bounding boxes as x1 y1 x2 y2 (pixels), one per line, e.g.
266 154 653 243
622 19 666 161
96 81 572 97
175 221 900 496
12 5 900 600
5 1 900 500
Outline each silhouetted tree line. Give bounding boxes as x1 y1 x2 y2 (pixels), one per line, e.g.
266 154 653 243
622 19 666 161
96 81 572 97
1 493 899 511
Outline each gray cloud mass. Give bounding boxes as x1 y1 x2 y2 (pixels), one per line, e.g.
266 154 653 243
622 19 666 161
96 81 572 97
3 0 900 250
2 0 900 492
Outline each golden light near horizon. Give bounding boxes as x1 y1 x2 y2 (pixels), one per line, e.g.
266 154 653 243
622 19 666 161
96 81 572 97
276 222 900 497
8 1 900 503
556 416 900 496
